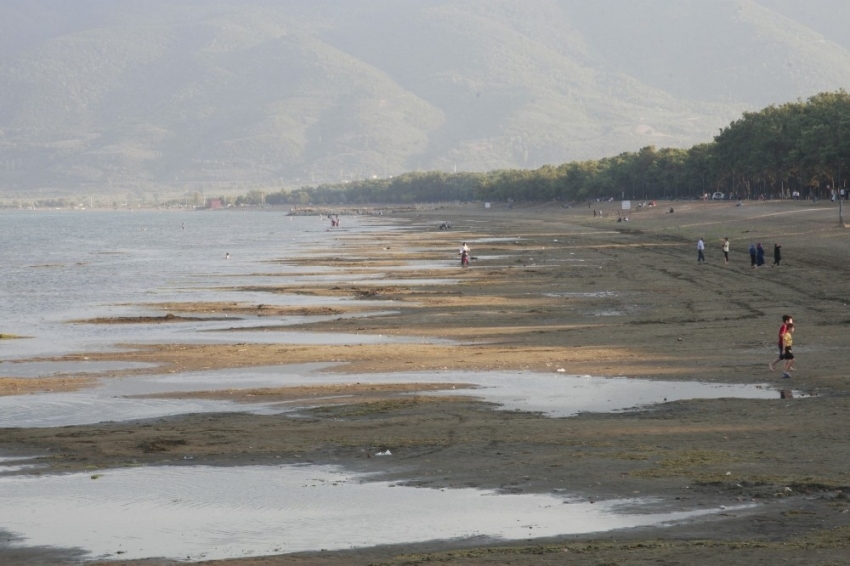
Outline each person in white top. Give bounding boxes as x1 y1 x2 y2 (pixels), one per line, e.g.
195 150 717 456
459 242 471 267
697 238 705 263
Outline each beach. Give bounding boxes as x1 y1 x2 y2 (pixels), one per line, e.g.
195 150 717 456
2 199 850 565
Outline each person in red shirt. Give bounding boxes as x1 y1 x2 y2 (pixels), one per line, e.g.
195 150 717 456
781 324 796 378
768 314 793 372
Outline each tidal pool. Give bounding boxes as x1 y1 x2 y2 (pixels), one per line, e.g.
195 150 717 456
0 360 155 378
0 464 752 562
0 367 790 428
0 365 782 562
0 456 46 474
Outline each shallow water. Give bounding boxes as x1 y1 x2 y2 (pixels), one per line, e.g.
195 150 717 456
0 360 155 378
544 291 619 298
0 210 402 359
0 365 787 428
0 456 46 474
0 464 751 562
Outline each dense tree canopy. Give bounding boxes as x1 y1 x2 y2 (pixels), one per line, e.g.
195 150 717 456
242 91 850 206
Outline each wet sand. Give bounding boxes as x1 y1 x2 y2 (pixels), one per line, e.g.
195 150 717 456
2 200 850 565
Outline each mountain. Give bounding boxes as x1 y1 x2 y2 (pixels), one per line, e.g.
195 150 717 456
2 0 850 199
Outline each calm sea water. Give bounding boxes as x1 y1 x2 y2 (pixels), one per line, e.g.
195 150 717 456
0 209 381 359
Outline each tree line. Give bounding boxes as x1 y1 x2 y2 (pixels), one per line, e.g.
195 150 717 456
239 91 850 205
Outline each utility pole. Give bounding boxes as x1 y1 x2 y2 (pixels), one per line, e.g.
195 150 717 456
838 141 843 225
837 113 844 225
840 126 844 225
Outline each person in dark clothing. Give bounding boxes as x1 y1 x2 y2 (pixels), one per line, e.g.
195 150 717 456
773 243 782 266
756 243 765 267
749 243 757 268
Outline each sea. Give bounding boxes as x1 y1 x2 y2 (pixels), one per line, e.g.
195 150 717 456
0 208 373 359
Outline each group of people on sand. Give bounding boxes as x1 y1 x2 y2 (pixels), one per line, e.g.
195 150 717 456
769 314 796 379
694 241 796 378
747 242 781 268
696 237 782 267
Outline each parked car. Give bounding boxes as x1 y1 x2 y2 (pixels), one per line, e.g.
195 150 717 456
711 192 725 200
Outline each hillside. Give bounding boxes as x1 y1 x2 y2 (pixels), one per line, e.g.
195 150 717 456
1 0 850 198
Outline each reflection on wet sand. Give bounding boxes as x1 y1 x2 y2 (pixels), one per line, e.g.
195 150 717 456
0 364 789 427
0 464 752 562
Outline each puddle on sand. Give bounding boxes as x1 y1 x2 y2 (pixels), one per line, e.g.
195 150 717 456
0 363 333 428
189 330 455 346
0 464 751 563
341 277 459 286
0 390 286 429
0 457 46 474
0 361 155 378
470 236 524 243
3 314 434 363
0 367 791 428
479 374 785 417
544 291 618 298
169 367 787 418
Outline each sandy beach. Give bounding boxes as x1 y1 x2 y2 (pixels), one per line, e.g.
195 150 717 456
2 199 850 565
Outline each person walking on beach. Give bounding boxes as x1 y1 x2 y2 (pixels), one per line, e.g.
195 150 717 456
781 323 796 378
749 243 757 268
769 314 793 371
697 238 705 263
459 242 471 267
756 243 765 267
722 237 730 265
773 243 782 267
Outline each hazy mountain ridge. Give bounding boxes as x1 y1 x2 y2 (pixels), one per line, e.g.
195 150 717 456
1 0 849 197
